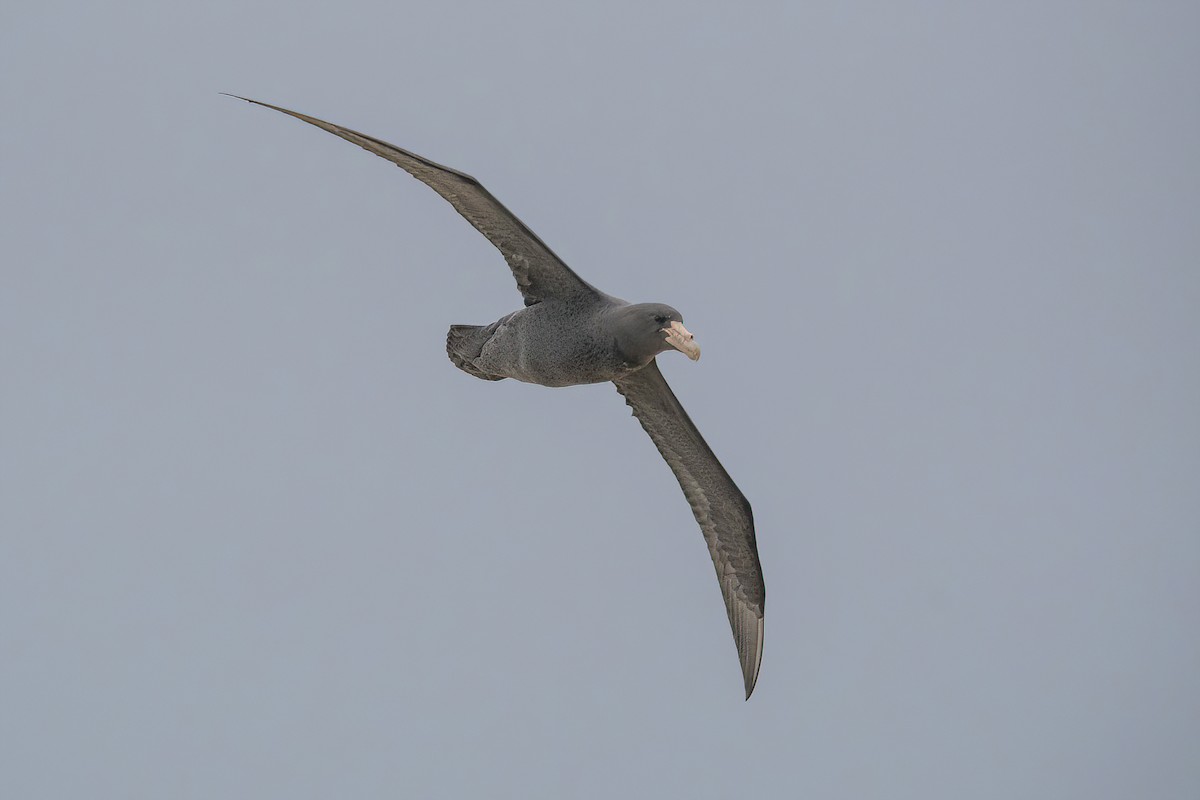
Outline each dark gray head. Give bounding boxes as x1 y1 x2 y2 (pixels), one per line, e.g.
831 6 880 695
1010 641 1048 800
611 303 701 364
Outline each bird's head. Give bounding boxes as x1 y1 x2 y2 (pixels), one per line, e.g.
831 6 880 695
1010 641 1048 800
612 303 701 364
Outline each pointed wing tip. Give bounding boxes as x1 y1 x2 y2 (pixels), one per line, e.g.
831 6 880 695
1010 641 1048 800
741 614 765 700
221 94 292 116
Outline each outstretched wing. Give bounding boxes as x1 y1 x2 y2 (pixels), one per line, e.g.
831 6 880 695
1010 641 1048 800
613 361 765 698
227 95 601 306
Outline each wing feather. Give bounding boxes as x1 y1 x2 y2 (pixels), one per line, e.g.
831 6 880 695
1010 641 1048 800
613 361 765 698
227 95 600 306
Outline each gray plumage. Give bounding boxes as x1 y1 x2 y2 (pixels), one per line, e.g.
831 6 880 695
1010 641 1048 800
228 96 766 698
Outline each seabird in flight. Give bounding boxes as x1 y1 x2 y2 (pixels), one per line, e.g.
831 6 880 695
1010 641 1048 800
228 96 766 698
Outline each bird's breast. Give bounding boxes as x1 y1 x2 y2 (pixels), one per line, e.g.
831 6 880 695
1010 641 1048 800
480 306 624 387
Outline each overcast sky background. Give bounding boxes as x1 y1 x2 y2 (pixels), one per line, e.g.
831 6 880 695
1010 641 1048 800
2 2 1198 798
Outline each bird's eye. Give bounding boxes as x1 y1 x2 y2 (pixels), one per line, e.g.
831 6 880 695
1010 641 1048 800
654 315 668 324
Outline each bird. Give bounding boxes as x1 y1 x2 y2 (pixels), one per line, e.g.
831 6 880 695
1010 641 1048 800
227 95 766 698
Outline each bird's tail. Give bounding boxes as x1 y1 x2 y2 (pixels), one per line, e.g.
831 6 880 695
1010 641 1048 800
446 325 505 381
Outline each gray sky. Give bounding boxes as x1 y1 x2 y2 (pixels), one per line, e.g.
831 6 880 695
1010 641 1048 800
3 1 1198 797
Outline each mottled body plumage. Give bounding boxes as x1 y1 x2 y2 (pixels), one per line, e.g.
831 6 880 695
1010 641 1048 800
452 300 690 386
